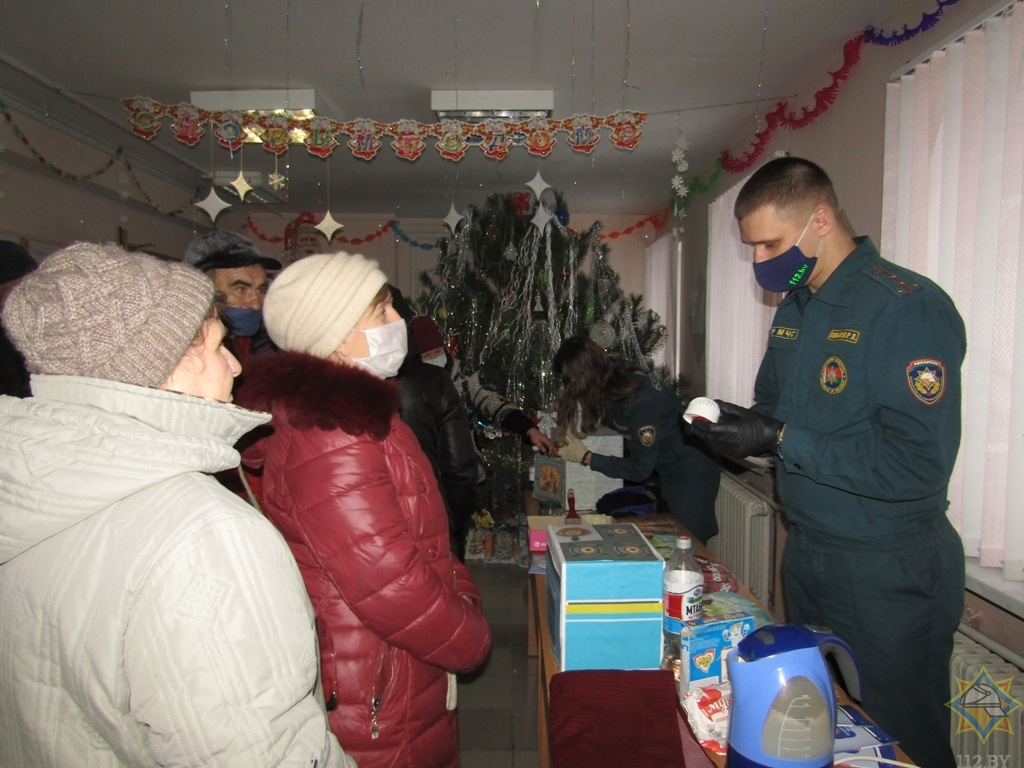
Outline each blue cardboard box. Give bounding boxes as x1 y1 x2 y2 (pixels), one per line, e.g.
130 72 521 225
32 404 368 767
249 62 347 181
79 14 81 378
545 523 664 671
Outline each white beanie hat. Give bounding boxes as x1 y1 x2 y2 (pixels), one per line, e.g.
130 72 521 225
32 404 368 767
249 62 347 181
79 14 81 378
263 252 388 358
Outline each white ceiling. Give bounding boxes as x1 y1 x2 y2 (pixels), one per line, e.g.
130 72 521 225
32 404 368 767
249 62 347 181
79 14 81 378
0 0 905 221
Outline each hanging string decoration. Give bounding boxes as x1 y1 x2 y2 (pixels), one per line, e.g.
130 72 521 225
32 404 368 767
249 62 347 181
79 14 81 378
391 220 437 251
1 98 123 181
122 97 646 161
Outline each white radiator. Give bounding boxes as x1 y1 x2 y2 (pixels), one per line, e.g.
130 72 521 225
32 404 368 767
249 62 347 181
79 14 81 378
707 471 775 607
950 630 1024 766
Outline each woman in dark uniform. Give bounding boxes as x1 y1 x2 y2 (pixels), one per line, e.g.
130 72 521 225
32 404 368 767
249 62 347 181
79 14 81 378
552 336 720 544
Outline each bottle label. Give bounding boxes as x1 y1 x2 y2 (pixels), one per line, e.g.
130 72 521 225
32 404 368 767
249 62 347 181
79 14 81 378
664 571 704 633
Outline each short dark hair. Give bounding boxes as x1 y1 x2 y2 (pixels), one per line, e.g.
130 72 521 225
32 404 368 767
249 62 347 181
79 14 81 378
734 157 840 223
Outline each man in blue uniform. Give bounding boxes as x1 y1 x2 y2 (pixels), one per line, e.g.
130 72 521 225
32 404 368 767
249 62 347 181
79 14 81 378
690 157 965 768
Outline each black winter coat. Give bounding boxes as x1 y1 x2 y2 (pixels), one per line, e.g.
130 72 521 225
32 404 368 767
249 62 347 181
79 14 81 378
395 359 478 557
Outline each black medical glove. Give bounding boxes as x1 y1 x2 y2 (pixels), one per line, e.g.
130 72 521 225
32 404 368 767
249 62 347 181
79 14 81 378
688 400 784 458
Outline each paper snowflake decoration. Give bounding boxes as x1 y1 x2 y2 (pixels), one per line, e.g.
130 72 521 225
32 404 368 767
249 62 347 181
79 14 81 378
671 175 688 197
671 148 687 168
267 171 286 191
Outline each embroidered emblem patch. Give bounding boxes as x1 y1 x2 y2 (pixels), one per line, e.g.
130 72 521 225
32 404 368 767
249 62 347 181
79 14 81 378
638 425 656 447
769 326 799 340
827 329 860 344
820 356 848 395
906 359 945 405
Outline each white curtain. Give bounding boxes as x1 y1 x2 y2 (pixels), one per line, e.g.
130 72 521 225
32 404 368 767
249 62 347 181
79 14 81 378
644 233 676 372
881 4 1024 580
705 176 782 406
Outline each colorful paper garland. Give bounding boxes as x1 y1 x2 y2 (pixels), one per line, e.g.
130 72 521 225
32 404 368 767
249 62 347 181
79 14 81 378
122 97 646 162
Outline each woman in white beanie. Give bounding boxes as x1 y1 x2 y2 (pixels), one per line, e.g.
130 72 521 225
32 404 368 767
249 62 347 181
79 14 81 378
236 252 491 768
0 242 353 768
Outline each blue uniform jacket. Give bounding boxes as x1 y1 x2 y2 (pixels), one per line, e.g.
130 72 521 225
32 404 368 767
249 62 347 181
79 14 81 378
754 237 966 538
590 372 720 543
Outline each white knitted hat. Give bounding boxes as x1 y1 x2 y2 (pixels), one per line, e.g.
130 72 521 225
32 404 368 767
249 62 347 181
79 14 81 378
262 252 388 358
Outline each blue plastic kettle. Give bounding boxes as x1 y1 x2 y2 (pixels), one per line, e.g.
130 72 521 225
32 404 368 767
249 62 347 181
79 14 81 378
726 624 861 768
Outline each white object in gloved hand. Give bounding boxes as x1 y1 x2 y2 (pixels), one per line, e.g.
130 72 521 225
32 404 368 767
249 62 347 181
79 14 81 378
558 434 590 464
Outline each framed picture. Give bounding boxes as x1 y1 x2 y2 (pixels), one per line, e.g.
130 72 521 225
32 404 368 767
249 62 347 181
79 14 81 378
532 455 567 506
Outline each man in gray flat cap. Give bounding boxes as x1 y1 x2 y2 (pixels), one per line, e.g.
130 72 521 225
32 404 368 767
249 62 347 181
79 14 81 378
184 231 282 367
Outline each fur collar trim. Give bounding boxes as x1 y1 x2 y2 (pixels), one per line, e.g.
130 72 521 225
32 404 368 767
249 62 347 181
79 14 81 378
236 351 398 439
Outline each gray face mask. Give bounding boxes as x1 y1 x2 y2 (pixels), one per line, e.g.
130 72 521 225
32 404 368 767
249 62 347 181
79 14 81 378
424 353 447 368
352 319 408 379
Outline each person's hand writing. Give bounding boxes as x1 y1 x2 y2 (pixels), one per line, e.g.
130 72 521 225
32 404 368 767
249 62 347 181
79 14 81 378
558 434 590 464
687 401 784 458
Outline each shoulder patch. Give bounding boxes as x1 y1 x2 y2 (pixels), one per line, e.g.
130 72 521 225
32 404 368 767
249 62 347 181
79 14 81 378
770 326 799 341
906 360 946 405
867 263 920 297
637 425 656 447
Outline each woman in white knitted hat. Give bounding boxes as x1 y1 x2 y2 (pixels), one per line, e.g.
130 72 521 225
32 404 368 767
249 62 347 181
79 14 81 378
235 252 492 768
0 242 352 768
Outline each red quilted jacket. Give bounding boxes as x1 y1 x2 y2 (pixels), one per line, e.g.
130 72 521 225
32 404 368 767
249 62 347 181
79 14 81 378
236 352 492 768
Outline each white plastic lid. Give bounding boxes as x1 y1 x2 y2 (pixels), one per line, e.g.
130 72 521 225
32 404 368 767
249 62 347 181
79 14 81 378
675 535 692 549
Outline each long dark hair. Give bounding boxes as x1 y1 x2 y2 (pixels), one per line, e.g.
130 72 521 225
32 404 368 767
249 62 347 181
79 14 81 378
553 336 643 441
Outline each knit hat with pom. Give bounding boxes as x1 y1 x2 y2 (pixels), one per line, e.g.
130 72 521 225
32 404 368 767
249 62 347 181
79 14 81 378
1 242 214 388
262 252 388 358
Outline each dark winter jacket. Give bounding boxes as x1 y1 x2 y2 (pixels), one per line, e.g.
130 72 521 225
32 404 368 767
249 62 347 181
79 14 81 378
236 352 492 768
395 359 478 559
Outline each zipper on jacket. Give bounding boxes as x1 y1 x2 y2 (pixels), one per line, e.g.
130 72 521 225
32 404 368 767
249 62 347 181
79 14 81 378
369 645 395 740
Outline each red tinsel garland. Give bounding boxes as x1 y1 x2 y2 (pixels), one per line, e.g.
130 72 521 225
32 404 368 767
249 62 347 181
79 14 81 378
720 35 864 174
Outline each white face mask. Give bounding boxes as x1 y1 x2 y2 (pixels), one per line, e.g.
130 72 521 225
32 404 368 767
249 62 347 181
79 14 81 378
425 353 447 368
352 318 408 379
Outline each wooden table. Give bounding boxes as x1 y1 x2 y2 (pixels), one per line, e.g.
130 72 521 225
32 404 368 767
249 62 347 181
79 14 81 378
526 513 913 767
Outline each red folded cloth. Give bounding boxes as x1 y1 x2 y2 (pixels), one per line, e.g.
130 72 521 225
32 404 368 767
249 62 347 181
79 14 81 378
549 668 713 767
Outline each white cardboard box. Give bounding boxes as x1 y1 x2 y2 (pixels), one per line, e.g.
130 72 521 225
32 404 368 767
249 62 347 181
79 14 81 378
565 427 623 510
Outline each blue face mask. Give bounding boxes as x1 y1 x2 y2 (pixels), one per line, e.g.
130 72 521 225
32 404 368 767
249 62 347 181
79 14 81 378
752 213 819 293
221 306 263 337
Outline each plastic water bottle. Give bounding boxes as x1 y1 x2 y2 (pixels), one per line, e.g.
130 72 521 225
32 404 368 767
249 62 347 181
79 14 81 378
662 535 704 680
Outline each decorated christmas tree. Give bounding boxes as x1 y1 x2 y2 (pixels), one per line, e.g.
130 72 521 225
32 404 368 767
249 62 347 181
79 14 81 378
418 188 670 416
415 187 677 534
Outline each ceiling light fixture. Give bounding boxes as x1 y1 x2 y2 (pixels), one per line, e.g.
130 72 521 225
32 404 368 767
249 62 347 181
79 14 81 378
431 90 554 121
